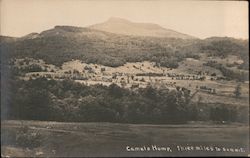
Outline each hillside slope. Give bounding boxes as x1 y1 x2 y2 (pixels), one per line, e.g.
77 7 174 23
1 25 248 74
1 25 199 67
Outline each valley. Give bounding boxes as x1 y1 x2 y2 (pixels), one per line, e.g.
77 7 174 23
12 54 249 107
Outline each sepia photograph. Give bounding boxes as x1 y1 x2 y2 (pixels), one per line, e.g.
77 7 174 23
1 0 249 157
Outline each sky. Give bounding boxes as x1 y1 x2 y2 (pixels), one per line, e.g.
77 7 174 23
0 0 248 39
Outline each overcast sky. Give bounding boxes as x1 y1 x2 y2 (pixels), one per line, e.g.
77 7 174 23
0 0 248 39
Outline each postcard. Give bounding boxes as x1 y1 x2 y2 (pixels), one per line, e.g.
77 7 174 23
1 0 249 157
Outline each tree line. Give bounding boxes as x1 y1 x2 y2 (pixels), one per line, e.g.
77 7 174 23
3 77 248 124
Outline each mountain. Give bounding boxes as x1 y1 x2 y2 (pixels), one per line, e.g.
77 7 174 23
1 24 248 71
1 25 199 67
89 17 196 39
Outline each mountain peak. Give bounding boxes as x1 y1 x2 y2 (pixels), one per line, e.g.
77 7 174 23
106 17 130 23
89 17 196 39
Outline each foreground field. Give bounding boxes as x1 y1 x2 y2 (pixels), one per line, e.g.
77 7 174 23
1 120 249 157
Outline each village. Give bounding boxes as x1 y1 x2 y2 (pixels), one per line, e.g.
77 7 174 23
13 58 237 97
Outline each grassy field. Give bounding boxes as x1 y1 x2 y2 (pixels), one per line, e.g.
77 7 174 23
17 58 249 106
1 120 249 157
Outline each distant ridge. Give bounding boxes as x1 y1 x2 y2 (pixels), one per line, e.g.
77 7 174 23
89 17 196 39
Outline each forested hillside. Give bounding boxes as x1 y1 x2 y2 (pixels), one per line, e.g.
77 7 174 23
1 26 248 70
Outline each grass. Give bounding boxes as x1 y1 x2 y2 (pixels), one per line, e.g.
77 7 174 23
18 58 249 107
1 120 249 157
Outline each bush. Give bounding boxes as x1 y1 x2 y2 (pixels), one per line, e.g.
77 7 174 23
210 105 237 122
15 126 43 149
